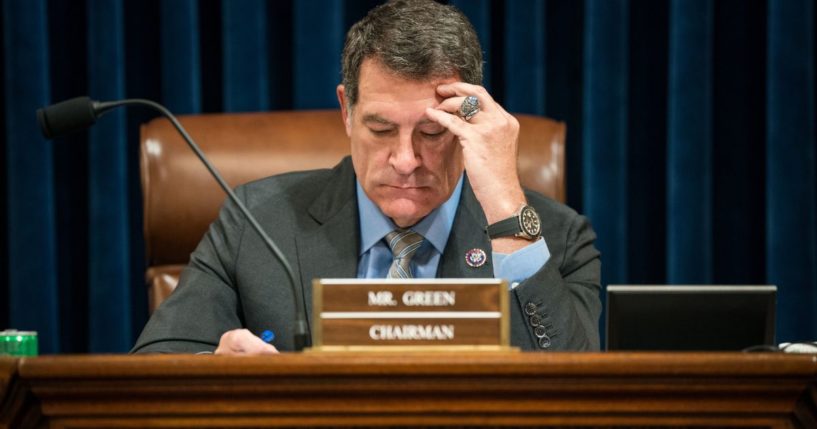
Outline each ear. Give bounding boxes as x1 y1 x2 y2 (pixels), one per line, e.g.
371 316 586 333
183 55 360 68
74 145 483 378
336 84 352 137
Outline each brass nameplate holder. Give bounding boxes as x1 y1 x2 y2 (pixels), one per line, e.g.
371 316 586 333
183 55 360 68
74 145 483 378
310 279 511 352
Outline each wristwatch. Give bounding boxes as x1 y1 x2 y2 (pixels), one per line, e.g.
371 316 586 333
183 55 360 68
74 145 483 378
486 204 541 240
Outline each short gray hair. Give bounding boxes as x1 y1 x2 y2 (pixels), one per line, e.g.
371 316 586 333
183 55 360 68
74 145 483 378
341 0 483 107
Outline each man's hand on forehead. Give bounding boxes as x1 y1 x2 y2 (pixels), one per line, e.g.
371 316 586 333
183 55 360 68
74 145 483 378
424 82 531 254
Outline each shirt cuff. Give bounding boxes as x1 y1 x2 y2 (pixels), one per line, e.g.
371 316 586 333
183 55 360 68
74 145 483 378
493 237 550 287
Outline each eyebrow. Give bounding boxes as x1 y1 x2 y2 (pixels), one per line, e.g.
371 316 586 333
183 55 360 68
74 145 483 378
361 114 438 127
362 114 395 126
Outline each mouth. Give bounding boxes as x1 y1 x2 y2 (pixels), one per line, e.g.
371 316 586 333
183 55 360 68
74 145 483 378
380 184 431 196
390 184 423 188
384 184 430 190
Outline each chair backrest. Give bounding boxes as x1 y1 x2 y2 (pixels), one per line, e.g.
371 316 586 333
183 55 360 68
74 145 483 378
140 109 565 312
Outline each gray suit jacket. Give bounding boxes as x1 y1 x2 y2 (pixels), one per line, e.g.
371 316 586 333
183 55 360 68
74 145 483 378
133 157 601 352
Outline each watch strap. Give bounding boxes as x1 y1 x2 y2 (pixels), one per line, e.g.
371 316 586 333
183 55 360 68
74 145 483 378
486 216 521 239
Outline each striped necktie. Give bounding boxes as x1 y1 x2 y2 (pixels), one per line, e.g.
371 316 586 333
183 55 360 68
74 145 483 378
384 229 425 279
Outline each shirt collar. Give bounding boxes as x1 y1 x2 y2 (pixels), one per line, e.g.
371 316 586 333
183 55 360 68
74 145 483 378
357 174 464 256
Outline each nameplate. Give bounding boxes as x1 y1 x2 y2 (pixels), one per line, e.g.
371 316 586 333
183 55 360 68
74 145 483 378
310 279 510 351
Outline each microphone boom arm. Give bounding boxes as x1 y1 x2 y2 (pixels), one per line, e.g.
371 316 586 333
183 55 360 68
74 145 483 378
83 98 311 351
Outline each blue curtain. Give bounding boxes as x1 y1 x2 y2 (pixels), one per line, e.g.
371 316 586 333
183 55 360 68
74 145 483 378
766 0 816 342
666 0 713 283
2 0 815 353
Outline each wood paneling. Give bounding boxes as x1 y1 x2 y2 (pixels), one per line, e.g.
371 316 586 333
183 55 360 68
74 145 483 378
1 352 815 428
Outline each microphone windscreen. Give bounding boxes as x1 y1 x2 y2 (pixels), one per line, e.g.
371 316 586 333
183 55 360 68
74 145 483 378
36 96 97 139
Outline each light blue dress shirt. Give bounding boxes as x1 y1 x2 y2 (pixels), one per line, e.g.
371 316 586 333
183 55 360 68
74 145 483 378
355 175 550 285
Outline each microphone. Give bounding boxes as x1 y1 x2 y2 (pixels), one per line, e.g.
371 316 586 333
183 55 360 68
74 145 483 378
36 97 311 352
37 96 104 139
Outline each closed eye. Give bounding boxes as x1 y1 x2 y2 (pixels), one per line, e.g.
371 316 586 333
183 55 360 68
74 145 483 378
370 128 396 136
421 130 447 139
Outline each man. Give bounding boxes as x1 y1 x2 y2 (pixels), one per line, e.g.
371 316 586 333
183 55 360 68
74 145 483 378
133 0 600 354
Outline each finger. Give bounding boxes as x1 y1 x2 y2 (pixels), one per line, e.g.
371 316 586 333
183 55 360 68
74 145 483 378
438 94 509 125
435 96 469 115
435 96 490 124
436 90 497 118
217 330 278 354
237 331 279 354
436 82 497 109
216 329 279 355
425 107 474 140
242 339 279 355
215 329 246 354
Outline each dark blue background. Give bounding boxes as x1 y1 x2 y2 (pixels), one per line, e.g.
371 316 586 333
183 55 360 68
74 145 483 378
2 0 815 353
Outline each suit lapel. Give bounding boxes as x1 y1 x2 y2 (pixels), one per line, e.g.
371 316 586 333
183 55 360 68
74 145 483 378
295 158 360 325
295 165 493 328
438 175 494 278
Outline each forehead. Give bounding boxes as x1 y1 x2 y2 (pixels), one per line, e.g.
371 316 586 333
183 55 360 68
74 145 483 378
356 59 459 113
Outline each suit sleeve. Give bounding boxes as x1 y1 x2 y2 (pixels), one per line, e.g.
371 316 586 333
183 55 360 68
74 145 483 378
510 213 602 351
131 187 249 354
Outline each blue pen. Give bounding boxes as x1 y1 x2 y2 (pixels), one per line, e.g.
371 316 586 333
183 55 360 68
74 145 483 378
260 329 275 343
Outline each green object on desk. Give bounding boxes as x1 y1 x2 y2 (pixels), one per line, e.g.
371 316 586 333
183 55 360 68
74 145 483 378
0 329 38 356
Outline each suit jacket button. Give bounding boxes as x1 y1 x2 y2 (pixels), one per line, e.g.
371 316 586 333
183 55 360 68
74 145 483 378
538 335 551 349
529 315 542 327
534 325 547 338
524 302 537 316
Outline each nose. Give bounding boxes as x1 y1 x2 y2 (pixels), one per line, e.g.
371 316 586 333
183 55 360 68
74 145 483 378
389 131 421 175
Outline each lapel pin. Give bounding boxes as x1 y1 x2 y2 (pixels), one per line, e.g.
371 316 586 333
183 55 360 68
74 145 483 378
465 248 487 268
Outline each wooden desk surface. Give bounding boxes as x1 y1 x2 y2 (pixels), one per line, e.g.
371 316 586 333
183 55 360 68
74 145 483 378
2 352 816 428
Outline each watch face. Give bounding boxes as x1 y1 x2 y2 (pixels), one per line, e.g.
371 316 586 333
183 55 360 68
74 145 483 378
520 206 541 237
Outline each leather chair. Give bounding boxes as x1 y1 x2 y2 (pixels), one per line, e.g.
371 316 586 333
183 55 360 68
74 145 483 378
140 110 565 313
